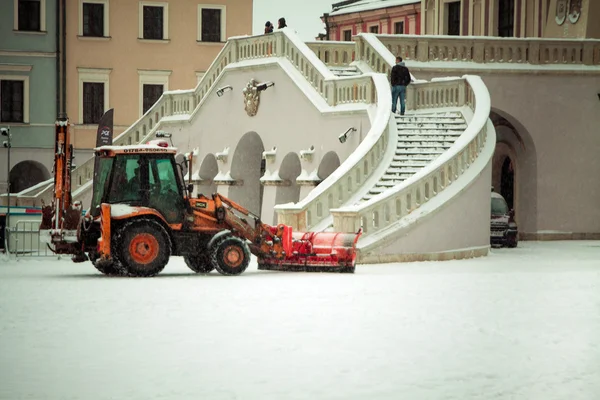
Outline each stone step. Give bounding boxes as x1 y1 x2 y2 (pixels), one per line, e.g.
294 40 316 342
392 154 439 161
397 123 468 130
396 118 465 124
397 134 461 141
390 160 432 168
385 167 423 175
397 141 455 148
395 112 463 119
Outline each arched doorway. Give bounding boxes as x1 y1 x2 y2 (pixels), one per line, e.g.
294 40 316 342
490 109 537 235
274 152 302 223
9 160 51 193
317 151 341 181
229 132 265 216
196 154 218 197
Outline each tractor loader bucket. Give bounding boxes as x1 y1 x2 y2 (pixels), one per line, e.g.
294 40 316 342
257 229 362 273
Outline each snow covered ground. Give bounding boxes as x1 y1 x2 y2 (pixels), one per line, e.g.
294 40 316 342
1 241 599 400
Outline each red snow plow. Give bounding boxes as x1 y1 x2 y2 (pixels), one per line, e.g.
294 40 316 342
39 116 362 277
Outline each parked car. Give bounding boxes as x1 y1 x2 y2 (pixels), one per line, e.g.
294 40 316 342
490 192 518 248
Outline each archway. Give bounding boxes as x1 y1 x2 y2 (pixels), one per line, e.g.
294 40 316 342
274 152 302 223
196 154 218 197
9 160 51 193
490 109 537 235
229 132 265 216
317 151 341 181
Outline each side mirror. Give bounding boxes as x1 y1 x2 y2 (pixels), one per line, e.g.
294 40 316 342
187 184 194 196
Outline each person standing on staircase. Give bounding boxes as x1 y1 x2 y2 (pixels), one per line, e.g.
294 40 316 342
390 56 411 115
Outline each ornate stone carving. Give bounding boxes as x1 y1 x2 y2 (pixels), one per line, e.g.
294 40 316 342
242 79 261 117
568 0 582 24
555 0 567 25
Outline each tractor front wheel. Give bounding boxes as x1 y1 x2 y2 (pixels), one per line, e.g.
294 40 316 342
118 220 171 277
211 236 250 276
184 253 215 274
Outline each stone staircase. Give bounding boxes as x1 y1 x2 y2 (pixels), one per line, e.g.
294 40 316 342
361 110 466 202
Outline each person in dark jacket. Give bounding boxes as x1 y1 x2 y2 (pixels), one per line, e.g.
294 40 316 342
390 56 411 115
278 17 287 29
264 21 274 34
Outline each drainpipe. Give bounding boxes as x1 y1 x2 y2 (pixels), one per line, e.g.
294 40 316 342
61 0 66 115
55 0 60 116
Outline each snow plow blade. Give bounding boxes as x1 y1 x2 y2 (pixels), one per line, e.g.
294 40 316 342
257 229 362 273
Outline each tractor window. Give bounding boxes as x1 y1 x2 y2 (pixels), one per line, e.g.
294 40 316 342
90 156 114 216
148 157 183 223
108 155 146 205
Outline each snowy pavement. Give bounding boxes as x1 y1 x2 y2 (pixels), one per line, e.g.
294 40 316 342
1 241 600 400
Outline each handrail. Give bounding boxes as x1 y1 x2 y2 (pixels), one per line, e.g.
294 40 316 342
373 33 600 65
330 75 491 237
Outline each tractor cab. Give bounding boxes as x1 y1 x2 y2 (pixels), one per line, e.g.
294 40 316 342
91 145 186 224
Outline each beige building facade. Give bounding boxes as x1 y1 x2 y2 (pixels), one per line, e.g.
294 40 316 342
66 0 252 153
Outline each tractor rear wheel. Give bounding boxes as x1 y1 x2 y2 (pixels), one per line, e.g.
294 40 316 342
211 236 250 276
117 220 170 277
184 253 215 274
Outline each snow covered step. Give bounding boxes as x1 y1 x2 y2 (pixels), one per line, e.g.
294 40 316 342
385 167 425 175
390 160 433 168
396 118 465 124
395 148 447 155
397 111 463 118
397 134 462 141
329 66 361 77
397 123 468 130
396 141 455 148
393 154 440 161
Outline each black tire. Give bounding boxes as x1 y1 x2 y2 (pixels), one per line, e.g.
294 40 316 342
211 236 250 276
117 219 171 277
184 253 215 274
92 258 126 276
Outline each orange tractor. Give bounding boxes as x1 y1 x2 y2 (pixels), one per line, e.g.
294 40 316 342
39 116 361 277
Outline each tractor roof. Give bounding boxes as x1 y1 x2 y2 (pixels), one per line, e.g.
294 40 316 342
95 144 178 156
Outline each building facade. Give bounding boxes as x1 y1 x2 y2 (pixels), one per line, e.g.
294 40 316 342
321 0 421 41
1 0 253 196
0 0 60 194
66 0 253 163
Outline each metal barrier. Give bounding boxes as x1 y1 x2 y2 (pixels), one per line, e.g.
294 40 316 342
5 220 59 259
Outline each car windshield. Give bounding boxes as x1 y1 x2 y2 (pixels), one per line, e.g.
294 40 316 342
491 197 509 215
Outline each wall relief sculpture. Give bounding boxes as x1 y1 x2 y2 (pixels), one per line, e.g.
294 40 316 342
555 0 567 25
568 0 582 24
242 79 260 117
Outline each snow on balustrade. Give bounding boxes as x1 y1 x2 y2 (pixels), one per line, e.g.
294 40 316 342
330 76 491 239
305 41 356 67
374 34 600 65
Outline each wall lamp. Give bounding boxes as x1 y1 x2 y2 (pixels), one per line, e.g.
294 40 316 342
338 127 356 144
216 85 233 97
257 81 275 92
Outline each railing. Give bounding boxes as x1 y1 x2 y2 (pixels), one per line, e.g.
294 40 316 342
275 74 391 231
374 34 600 65
330 75 490 237
306 41 356 67
5 219 55 258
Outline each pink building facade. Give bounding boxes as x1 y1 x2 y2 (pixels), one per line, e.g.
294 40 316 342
321 0 421 41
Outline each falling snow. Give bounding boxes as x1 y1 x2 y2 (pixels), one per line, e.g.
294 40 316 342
1 241 600 400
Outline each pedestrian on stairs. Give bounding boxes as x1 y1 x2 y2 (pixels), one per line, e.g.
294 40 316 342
264 21 274 34
278 17 287 29
390 56 411 115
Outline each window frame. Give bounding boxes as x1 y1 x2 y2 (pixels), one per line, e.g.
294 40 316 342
79 0 110 38
0 74 30 124
343 29 352 41
394 21 404 34
138 70 170 117
14 0 46 32
138 1 169 41
78 67 111 125
369 25 379 34
197 4 226 43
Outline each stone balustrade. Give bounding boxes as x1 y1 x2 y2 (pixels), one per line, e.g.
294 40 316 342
374 34 600 65
330 76 489 236
306 41 356 67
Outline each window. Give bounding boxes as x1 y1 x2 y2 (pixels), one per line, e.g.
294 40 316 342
80 0 109 37
78 67 110 124
1 80 24 123
394 21 404 34
498 0 515 37
16 0 45 32
143 84 163 114
446 1 461 36
139 2 169 40
83 82 104 124
138 70 170 116
343 29 352 41
197 5 226 43
369 25 379 34
201 9 221 42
